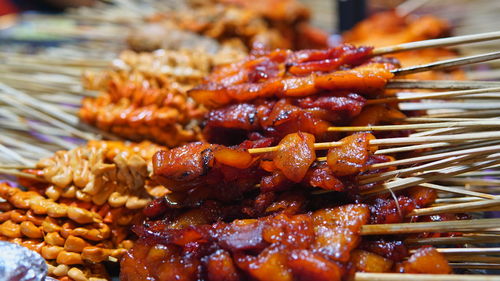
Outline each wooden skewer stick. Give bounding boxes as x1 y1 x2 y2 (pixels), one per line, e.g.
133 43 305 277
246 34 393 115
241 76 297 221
425 247 500 255
366 87 500 105
392 51 500 76
355 273 500 281
407 199 500 217
247 131 500 154
449 263 500 270
327 120 500 132
387 79 500 90
406 235 500 246
420 183 496 199
0 169 45 181
360 218 500 235
418 109 500 119
373 31 500 56
361 157 500 196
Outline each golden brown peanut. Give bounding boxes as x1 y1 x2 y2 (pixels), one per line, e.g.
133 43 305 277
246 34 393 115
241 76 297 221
60 222 77 239
20 221 43 239
25 211 44 226
52 264 69 277
57 250 84 265
64 235 88 253
73 223 110 241
0 220 21 238
67 207 95 224
47 263 55 275
108 192 127 208
41 245 64 260
45 185 61 201
81 246 107 263
61 186 77 198
45 232 65 246
46 202 68 218
76 190 93 202
42 218 62 233
125 196 149 209
68 267 88 281
8 210 26 223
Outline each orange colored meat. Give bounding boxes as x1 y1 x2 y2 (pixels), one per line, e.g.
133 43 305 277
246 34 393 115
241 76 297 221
121 204 369 281
189 46 397 108
350 249 393 272
274 132 316 182
327 133 376 176
396 247 452 274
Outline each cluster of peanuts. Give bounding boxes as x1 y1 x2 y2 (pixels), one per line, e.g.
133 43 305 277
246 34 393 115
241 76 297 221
83 49 215 92
0 183 136 281
35 141 168 210
80 49 221 147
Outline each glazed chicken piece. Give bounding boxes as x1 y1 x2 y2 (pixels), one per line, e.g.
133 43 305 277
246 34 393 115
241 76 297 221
121 204 370 281
189 45 397 108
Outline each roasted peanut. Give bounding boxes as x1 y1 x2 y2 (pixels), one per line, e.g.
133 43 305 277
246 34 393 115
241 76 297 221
64 235 88 252
45 185 61 201
20 221 43 238
45 232 65 246
67 206 95 224
47 263 55 275
125 196 149 209
76 190 92 202
81 246 107 263
108 192 127 207
68 267 88 281
41 245 64 260
46 202 68 218
0 220 21 238
61 186 77 198
57 250 84 265
42 217 62 233
52 264 69 277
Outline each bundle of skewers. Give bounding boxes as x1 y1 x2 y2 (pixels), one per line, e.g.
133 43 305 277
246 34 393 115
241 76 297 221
1 1 500 280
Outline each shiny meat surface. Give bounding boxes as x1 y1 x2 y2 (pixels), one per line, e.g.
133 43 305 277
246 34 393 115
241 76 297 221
121 204 369 281
189 45 396 108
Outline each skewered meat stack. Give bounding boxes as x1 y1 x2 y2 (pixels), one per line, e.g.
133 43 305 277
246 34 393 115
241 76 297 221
80 49 245 147
122 130 456 280
116 34 494 279
190 44 403 145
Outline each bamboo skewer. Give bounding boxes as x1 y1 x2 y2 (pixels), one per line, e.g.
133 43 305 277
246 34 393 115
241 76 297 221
247 131 500 154
392 51 500 75
361 218 500 235
373 31 500 55
361 157 500 196
367 87 500 105
421 183 496 199
387 79 500 90
327 120 500 132
408 199 500 216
